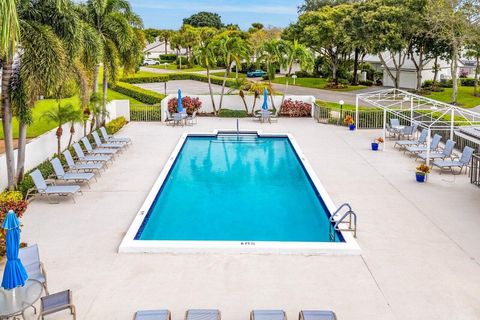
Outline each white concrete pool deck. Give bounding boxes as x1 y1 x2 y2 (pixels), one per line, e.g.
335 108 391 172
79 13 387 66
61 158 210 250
14 118 480 319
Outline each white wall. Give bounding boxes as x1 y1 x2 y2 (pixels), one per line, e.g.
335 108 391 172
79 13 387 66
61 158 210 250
0 100 129 191
382 67 454 89
160 94 316 121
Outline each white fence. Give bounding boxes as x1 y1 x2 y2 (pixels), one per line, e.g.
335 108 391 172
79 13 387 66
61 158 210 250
0 100 129 190
159 94 316 121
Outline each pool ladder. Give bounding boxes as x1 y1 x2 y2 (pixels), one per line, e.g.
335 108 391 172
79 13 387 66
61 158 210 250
329 203 357 240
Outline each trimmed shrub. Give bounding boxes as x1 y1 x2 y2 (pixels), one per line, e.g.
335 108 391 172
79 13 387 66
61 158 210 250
110 82 165 105
359 80 374 86
160 54 177 62
120 74 169 84
218 109 248 118
176 56 188 67
295 70 314 78
460 78 477 86
167 96 202 115
281 99 312 117
106 117 127 134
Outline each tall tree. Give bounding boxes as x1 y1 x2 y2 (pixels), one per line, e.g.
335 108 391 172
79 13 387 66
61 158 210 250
193 38 218 114
183 12 224 29
213 32 251 111
427 0 480 103
278 40 314 111
0 0 20 190
83 0 144 122
258 40 282 110
298 0 353 13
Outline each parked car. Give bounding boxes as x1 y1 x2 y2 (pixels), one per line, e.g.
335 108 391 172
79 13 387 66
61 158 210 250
247 70 267 78
143 58 159 66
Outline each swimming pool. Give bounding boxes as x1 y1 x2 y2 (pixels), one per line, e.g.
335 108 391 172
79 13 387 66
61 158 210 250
120 131 360 254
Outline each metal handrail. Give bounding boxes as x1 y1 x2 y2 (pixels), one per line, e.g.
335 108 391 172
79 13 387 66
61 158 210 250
329 203 357 239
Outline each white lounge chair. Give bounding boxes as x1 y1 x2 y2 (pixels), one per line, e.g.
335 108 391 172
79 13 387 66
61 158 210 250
19 244 48 294
100 127 131 145
300 310 337 320
134 309 171 320
92 131 125 151
433 146 475 174
395 129 427 149
251 310 286 320
63 150 104 175
50 158 96 188
26 169 82 203
185 309 221 320
405 134 442 155
73 143 113 164
81 137 118 156
417 139 456 163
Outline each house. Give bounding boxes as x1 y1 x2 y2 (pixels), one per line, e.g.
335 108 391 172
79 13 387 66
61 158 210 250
143 38 187 59
363 54 464 89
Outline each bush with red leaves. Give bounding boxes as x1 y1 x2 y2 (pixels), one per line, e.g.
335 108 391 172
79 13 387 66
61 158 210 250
281 99 312 117
167 96 202 115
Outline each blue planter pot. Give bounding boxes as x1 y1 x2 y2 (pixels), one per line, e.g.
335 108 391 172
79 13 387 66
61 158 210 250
416 172 426 182
349 124 356 131
371 142 379 151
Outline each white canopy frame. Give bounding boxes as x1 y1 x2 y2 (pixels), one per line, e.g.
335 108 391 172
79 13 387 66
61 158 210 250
356 88 480 166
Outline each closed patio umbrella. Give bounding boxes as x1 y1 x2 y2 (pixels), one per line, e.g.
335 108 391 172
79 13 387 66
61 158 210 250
177 89 183 113
261 88 268 111
1 210 28 290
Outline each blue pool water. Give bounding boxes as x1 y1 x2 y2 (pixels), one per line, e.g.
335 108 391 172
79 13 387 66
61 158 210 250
136 135 343 242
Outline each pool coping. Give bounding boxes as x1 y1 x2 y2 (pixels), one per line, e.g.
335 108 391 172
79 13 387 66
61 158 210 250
118 130 361 255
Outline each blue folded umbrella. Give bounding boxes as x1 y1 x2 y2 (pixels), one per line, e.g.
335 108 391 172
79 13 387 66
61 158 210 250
1 210 28 290
177 89 183 113
262 88 268 111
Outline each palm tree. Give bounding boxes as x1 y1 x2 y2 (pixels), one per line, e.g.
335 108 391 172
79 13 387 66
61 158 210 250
193 42 218 114
228 78 250 114
259 40 282 111
278 40 314 113
82 0 143 119
41 104 78 156
213 33 251 112
248 81 273 115
67 108 84 148
0 0 20 190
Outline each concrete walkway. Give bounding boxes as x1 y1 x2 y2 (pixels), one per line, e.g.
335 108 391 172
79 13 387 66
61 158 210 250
141 66 226 75
11 118 480 319
135 80 229 96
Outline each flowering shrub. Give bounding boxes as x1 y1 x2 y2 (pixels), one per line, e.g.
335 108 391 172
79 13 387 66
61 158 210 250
374 137 384 143
168 96 202 115
281 99 312 117
0 191 28 257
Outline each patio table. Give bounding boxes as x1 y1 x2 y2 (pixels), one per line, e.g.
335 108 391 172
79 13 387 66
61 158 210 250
391 125 405 139
0 279 43 320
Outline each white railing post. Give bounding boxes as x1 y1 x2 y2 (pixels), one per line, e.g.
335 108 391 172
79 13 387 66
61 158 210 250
450 108 455 140
355 95 360 130
426 128 431 168
383 108 387 151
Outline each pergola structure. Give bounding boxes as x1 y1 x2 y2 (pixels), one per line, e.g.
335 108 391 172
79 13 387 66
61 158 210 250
355 88 480 166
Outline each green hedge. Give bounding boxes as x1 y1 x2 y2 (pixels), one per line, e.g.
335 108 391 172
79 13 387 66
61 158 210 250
110 82 165 105
160 54 176 62
120 73 237 88
106 116 127 134
218 109 248 118
460 78 478 86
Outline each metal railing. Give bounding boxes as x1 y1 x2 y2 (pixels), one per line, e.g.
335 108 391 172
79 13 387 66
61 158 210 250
329 203 357 239
130 105 161 122
471 154 480 187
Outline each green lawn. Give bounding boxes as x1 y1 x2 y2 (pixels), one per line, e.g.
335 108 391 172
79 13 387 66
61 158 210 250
149 63 206 72
422 86 480 108
271 77 367 92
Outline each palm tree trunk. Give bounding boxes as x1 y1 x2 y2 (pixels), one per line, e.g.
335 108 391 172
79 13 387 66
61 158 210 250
251 93 258 114
15 121 27 185
206 68 217 114
432 56 439 89
56 127 63 156
1 60 16 190
451 43 459 104
102 65 108 126
68 124 75 147
93 64 100 132
279 65 293 115
219 61 232 111
268 79 276 112
352 48 360 85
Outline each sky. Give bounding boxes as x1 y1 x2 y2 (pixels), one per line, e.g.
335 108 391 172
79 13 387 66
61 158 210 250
129 0 303 30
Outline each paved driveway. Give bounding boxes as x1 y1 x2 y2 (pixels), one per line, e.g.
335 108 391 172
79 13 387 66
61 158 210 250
135 80 232 96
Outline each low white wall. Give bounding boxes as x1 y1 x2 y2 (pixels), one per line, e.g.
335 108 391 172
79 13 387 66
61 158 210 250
160 94 316 121
0 100 129 190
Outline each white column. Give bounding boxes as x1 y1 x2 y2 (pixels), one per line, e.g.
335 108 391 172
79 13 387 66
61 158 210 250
410 97 414 126
383 108 387 151
450 108 455 140
426 128 431 167
355 95 359 131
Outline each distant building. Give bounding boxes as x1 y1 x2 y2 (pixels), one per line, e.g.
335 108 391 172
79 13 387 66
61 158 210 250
143 37 187 59
363 54 466 89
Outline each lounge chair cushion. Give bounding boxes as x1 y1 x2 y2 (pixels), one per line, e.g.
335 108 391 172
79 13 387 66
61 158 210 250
45 185 81 194
251 310 286 320
186 309 220 320
301 310 337 320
